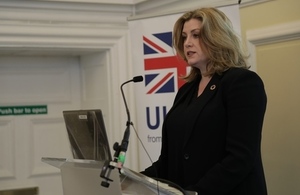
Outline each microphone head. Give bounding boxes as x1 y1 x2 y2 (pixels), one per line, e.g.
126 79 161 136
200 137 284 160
133 75 143 83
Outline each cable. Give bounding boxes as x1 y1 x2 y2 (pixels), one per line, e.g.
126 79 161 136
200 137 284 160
132 123 189 195
131 123 160 194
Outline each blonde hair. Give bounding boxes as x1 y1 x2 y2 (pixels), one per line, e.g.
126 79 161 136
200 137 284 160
173 7 249 82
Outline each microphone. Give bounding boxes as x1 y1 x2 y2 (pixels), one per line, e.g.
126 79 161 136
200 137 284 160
132 75 143 82
120 75 143 125
116 75 143 168
100 75 143 187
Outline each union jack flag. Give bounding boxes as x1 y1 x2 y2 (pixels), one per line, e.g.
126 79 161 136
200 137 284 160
143 32 187 94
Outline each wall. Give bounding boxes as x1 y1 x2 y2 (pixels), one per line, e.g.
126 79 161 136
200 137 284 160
240 0 300 194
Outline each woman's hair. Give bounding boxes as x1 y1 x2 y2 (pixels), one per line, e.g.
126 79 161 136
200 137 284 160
173 7 249 82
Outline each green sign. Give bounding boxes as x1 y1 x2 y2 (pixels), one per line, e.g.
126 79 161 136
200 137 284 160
0 105 48 116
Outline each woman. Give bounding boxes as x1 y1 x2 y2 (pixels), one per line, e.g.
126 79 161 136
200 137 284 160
141 7 268 195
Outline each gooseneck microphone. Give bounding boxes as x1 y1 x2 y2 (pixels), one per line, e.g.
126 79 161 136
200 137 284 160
100 75 189 195
100 75 143 188
116 75 143 167
120 75 143 125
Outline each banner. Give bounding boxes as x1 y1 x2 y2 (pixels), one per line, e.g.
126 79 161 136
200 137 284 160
129 5 241 171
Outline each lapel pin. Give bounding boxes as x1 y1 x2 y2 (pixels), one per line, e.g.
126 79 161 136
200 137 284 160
210 85 216 90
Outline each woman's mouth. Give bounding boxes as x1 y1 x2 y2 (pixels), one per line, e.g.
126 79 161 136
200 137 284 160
186 51 195 57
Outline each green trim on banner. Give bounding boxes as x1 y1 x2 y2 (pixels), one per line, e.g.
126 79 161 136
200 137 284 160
0 105 48 116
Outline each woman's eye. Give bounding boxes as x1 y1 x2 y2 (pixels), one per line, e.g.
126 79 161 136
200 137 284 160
193 34 200 38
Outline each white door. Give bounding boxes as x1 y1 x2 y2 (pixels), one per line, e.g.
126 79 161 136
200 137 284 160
0 55 82 195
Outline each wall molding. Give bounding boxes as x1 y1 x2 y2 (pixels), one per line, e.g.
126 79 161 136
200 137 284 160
247 20 300 46
246 20 300 71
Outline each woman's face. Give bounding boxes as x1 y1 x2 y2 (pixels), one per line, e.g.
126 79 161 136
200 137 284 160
182 18 209 72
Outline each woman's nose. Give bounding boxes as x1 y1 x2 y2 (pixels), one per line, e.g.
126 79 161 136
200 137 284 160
184 37 192 48
185 42 192 48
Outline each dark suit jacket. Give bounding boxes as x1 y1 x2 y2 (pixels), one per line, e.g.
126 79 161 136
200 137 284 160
141 67 268 195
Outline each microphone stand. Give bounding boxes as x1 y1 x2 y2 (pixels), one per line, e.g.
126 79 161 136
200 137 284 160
100 123 130 188
100 76 143 188
115 79 132 168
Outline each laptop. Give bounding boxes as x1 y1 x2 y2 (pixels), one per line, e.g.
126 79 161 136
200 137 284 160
60 109 123 195
63 109 112 161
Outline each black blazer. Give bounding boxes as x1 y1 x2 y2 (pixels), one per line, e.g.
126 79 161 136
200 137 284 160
142 68 268 195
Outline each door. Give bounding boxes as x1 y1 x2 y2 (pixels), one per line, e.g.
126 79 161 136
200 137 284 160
0 55 81 195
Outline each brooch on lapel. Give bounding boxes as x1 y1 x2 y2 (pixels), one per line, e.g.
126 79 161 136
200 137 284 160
210 85 216 90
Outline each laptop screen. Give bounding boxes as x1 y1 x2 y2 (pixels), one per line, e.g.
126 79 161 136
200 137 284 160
63 109 112 161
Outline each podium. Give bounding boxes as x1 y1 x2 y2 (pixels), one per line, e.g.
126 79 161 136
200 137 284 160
42 157 193 195
46 110 197 194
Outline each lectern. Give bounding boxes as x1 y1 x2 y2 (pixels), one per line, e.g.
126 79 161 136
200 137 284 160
42 109 196 194
42 157 191 195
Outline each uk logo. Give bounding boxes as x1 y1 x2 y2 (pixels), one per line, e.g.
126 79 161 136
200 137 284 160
143 32 187 94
